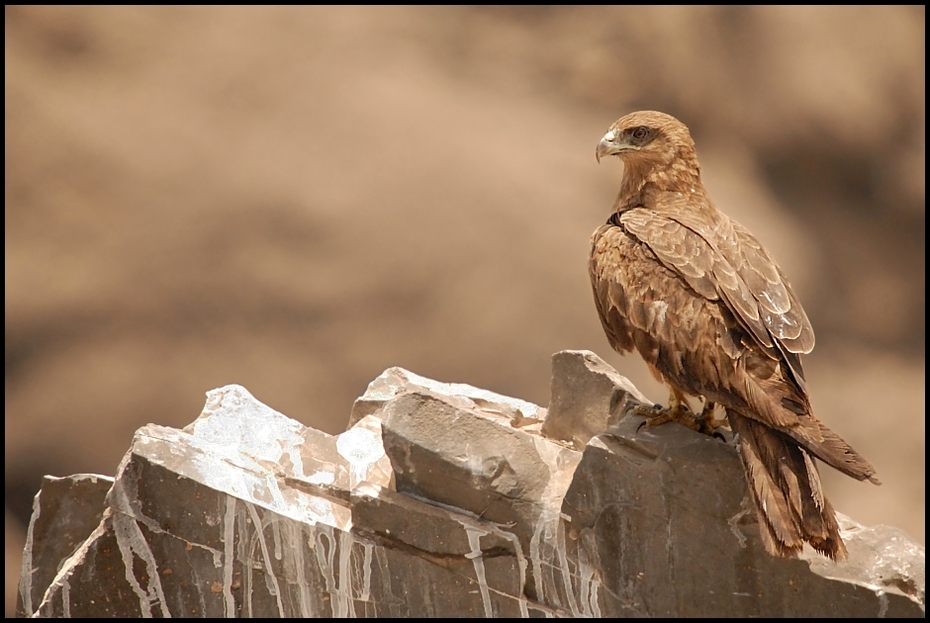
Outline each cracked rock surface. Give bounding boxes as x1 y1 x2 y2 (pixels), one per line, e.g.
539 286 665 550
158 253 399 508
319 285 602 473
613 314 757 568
17 351 925 617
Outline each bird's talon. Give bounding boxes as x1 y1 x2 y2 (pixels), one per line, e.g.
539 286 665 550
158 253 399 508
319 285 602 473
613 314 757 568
632 403 661 419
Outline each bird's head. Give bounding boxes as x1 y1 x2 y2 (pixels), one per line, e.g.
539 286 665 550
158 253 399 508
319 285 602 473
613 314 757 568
596 111 699 183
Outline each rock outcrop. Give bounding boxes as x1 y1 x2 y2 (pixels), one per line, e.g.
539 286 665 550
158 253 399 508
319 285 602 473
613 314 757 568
17 351 924 617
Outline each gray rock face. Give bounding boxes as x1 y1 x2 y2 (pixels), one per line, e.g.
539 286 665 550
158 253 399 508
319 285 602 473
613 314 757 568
16 474 113 616
564 416 925 616
542 349 652 448
17 351 925 617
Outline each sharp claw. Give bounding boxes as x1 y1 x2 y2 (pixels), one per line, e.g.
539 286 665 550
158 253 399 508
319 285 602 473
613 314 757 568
630 396 730 438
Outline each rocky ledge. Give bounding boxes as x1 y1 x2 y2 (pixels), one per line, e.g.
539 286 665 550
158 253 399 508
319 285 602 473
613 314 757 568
17 351 924 617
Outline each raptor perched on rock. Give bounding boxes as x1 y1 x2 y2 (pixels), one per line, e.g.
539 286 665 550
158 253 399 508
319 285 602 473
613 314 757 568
590 110 879 560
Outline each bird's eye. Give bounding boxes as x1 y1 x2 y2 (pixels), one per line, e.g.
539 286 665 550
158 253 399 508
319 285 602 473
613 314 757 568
631 126 650 141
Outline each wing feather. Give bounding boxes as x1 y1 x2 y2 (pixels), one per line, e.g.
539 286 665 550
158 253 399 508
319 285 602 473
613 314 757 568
621 208 779 358
730 220 814 354
620 202 814 390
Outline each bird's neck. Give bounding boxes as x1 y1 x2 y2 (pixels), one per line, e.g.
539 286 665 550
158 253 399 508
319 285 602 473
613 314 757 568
614 157 702 212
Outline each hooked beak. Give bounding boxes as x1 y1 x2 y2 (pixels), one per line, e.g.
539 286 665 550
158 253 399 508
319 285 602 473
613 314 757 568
596 130 624 163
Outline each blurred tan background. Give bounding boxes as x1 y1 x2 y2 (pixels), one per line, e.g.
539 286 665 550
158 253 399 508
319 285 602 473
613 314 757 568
5 6 924 611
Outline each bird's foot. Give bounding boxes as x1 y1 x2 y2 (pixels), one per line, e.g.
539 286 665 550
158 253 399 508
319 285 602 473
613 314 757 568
635 399 725 439
635 401 698 430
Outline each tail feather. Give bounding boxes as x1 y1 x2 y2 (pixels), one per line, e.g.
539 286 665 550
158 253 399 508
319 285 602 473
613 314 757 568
787 415 881 485
740 370 880 485
728 409 848 561
802 451 825 510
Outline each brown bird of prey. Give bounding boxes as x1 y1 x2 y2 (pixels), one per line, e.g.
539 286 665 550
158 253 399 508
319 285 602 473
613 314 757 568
590 110 879 561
